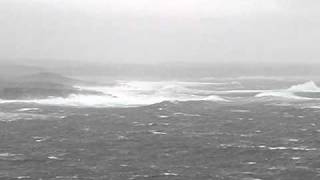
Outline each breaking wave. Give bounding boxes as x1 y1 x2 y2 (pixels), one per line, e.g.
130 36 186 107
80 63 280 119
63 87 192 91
1 80 320 107
255 92 311 100
287 81 320 92
0 81 229 107
255 81 320 100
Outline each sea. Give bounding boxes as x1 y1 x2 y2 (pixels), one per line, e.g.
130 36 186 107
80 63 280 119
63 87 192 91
1 76 320 179
1 76 320 108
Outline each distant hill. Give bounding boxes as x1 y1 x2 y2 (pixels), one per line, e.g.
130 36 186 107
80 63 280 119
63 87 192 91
21 72 82 85
0 63 45 78
0 72 101 100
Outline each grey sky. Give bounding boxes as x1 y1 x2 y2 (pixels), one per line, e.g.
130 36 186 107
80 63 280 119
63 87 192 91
0 0 320 64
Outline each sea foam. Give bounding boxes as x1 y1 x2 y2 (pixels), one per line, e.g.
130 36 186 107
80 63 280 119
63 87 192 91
287 81 320 92
255 91 310 100
0 81 228 107
1 80 319 107
255 81 320 100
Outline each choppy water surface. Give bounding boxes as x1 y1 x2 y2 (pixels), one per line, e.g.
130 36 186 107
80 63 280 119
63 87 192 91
1 77 320 179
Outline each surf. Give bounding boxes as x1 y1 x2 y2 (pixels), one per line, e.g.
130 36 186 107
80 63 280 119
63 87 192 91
254 81 320 100
0 81 229 107
1 80 320 107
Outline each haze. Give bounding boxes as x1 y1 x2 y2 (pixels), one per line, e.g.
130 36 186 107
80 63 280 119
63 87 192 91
0 0 320 64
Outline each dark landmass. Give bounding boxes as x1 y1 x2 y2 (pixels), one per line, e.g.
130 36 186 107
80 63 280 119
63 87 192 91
21 72 82 86
0 101 320 179
51 62 320 80
0 63 45 78
0 72 101 100
3 60 320 80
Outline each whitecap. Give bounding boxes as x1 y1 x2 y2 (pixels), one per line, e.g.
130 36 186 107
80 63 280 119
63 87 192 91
2 80 319 107
158 115 169 118
48 156 63 160
149 130 167 135
253 81 320 100
17 108 40 112
287 81 320 92
0 80 229 107
161 172 179 176
16 176 31 179
174 112 201 117
291 157 301 160
246 162 257 165
255 91 311 100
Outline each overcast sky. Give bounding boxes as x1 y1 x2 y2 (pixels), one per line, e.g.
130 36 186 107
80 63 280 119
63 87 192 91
0 0 320 64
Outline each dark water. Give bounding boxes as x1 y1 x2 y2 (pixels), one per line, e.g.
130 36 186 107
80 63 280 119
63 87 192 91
1 100 320 179
1 78 320 179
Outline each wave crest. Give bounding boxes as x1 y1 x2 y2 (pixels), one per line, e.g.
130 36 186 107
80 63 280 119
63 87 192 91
254 81 320 100
0 81 228 107
287 81 320 92
2 80 319 107
255 92 310 100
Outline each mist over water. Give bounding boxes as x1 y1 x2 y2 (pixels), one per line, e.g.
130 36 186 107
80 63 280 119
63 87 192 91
2 1 320 179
